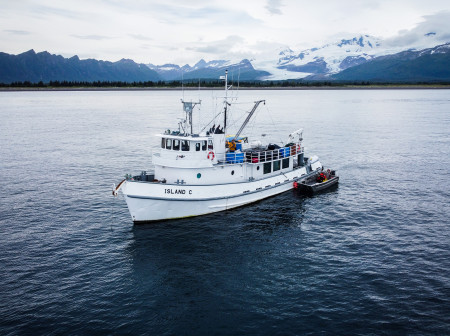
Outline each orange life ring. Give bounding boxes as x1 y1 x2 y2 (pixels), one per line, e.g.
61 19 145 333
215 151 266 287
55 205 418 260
207 151 215 160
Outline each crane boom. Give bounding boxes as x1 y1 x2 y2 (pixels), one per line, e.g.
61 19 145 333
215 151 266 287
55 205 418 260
233 100 265 140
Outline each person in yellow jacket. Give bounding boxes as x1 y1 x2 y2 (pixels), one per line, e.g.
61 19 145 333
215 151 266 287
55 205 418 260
228 139 237 152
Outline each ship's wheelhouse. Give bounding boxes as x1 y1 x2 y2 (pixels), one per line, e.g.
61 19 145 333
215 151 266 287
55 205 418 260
160 136 214 152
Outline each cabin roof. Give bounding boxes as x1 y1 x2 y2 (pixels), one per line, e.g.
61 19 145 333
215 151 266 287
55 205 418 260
156 133 211 141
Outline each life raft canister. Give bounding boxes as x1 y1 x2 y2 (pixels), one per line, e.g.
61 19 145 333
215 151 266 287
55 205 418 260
207 151 215 160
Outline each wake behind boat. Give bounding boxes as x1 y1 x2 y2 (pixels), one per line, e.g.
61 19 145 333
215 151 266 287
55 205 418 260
113 71 327 223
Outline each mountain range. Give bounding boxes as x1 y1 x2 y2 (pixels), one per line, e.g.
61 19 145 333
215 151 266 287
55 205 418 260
1 34 449 84
147 59 269 81
332 43 450 82
0 50 159 83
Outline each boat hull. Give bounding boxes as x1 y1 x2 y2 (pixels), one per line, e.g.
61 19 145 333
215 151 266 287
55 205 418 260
122 167 315 222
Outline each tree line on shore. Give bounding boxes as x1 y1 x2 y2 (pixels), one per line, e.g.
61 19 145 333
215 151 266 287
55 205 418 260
1 79 449 88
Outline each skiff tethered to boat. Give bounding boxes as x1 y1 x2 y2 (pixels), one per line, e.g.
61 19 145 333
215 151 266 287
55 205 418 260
293 168 339 194
113 70 328 223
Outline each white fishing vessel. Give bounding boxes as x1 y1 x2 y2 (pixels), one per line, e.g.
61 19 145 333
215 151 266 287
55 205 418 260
113 71 324 223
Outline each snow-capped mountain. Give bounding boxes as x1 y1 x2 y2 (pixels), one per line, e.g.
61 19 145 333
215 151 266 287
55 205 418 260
145 32 449 81
262 32 449 80
332 42 450 82
148 59 241 80
250 35 385 80
280 35 382 72
147 59 269 81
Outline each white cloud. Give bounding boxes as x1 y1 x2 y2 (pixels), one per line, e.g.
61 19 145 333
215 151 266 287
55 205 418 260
186 35 245 55
0 0 449 64
4 30 32 35
265 0 284 15
72 35 115 41
129 34 153 42
384 11 450 48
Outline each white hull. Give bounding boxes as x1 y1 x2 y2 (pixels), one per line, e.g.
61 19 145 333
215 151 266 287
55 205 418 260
122 166 314 222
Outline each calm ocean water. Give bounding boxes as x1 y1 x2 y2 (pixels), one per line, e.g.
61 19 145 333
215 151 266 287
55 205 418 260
0 89 449 335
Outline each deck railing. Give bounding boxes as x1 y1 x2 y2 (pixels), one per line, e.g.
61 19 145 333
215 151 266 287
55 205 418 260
151 143 303 166
224 144 302 164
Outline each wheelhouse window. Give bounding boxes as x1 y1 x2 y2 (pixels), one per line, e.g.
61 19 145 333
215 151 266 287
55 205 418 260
166 138 172 150
202 140 207 151
282 158 289 169
161 138 166 149
263 162 271 174
173 139 180 151
208 140 214 150
181 140 190 151
195 142 201 151
273 160 280 171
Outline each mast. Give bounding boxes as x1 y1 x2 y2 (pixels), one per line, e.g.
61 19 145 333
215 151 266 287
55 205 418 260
181 99 201 135
220 70 231 133
224 70 228 132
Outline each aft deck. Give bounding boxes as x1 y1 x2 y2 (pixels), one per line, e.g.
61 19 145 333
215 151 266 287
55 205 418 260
222 143 303 164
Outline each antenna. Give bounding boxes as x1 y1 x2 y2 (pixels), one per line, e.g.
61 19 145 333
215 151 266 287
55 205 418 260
237 66 240 94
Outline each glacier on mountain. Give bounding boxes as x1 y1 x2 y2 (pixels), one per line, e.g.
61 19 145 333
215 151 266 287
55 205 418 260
146 33 449 81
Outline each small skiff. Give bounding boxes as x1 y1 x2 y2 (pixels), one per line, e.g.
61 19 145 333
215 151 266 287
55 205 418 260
295 169 339 194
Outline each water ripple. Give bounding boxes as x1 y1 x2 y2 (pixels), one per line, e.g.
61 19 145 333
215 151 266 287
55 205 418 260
1 90 449 335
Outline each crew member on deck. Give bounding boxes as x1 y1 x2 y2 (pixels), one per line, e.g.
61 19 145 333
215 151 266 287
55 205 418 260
317 172 326 183
229 139 236 152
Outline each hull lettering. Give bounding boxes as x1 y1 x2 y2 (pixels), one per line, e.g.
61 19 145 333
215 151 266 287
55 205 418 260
164 189 193 195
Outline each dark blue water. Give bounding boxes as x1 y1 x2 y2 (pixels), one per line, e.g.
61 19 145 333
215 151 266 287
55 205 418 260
1 89 449 335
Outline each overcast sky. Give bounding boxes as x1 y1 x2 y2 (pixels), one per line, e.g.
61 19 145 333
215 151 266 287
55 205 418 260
1 0 450 65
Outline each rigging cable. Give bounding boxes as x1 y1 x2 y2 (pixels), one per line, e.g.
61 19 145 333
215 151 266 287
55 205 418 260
264 103 284 145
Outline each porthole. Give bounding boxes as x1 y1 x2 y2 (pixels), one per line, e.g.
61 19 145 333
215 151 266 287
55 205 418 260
257 166 260 171
197 173 201 179
231 170 235 175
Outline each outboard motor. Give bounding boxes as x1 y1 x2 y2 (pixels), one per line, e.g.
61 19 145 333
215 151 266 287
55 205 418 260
298 152 304 166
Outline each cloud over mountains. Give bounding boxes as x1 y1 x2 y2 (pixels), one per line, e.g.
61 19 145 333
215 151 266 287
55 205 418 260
385 11 450 48
1 1 449 65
